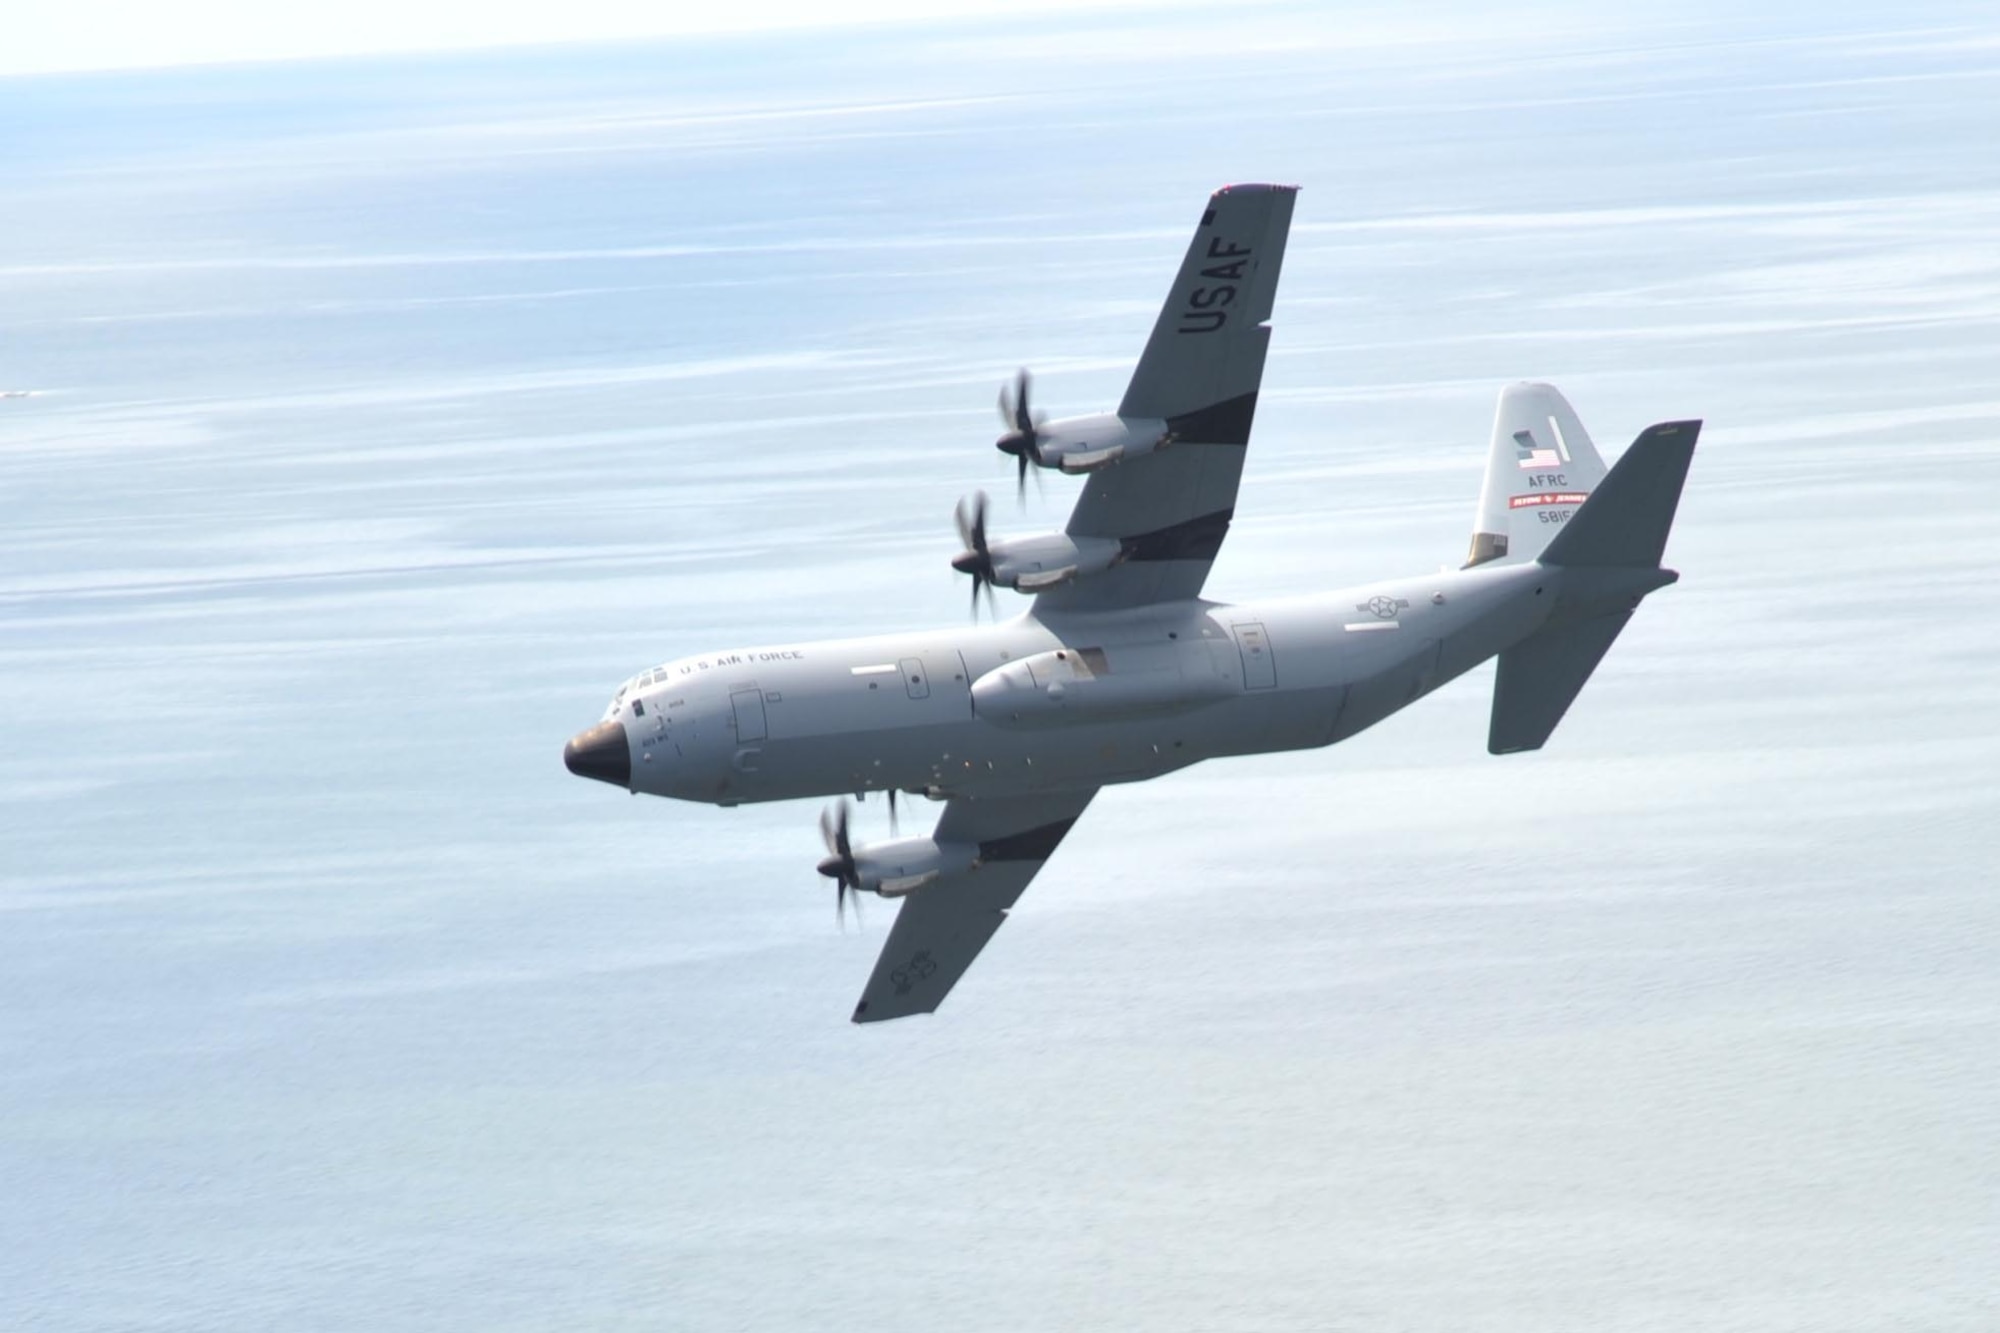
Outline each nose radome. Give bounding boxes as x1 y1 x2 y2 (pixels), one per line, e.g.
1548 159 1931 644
563 720 631 788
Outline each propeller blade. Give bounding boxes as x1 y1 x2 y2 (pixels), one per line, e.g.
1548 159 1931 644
953 490 996 622
815 798 868 928
1016 451 1028 502
954 495 975 551
888 789 899 835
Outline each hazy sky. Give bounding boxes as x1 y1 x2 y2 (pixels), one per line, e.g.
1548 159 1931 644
4 0 1191 75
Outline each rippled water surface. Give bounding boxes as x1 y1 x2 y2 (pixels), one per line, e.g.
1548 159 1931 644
4 7 1999 1329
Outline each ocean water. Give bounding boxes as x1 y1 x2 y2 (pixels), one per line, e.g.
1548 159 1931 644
3 6 1998 1329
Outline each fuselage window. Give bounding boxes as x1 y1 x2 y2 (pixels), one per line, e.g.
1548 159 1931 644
632 700 646 717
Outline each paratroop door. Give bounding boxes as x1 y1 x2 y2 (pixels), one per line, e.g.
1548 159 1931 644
1232 622 1275 690
730 688 768 743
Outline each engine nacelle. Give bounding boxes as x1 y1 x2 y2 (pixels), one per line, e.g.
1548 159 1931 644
1031 413 1172 473
850 835 981 897
983 532 1125 592
970 645 1234 729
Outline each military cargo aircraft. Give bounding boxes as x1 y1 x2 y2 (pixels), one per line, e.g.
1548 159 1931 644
563 184 1698 1022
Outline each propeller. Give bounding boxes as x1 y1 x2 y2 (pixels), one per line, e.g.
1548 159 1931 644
995 368 1047 502
950 490 1001 621
816 800 864 927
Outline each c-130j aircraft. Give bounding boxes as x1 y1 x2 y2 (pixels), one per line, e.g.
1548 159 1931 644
563 184 1699 1023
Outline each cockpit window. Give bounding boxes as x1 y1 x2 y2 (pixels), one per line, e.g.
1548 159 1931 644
608 667 676 721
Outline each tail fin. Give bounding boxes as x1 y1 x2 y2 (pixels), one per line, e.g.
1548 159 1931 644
1487 418 1701 754
1488 612 1635 754
1464 382 1607 568
1118 183 1297 421
1540 421 1699 568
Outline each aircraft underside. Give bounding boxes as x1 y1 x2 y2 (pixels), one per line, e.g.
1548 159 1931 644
560 182 1698 1021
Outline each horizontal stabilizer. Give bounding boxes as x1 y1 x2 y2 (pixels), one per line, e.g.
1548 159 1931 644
1488 611 1633 754
1540 421 1700 568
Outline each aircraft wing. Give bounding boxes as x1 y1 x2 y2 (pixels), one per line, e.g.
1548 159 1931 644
1037 183 1298 614
851 788 1097 1023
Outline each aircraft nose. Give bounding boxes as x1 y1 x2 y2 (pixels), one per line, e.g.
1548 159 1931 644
563 720 631 787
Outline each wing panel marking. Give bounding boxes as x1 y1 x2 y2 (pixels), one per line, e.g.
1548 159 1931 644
979 815 1084 863
1122 507 1234 563
1165 391 1260 446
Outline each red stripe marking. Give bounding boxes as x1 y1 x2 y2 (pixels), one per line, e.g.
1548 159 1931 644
1509 492 1590 509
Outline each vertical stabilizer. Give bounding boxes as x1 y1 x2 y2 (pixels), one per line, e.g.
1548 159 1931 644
1464 382 1607 568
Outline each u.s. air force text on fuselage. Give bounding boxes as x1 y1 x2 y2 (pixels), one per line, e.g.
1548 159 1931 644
562 184 1699 1023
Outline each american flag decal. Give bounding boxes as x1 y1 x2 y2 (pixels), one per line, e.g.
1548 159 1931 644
1514 428 1560 470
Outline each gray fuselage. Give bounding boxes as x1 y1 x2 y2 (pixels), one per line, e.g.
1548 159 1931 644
602 561 1558 807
